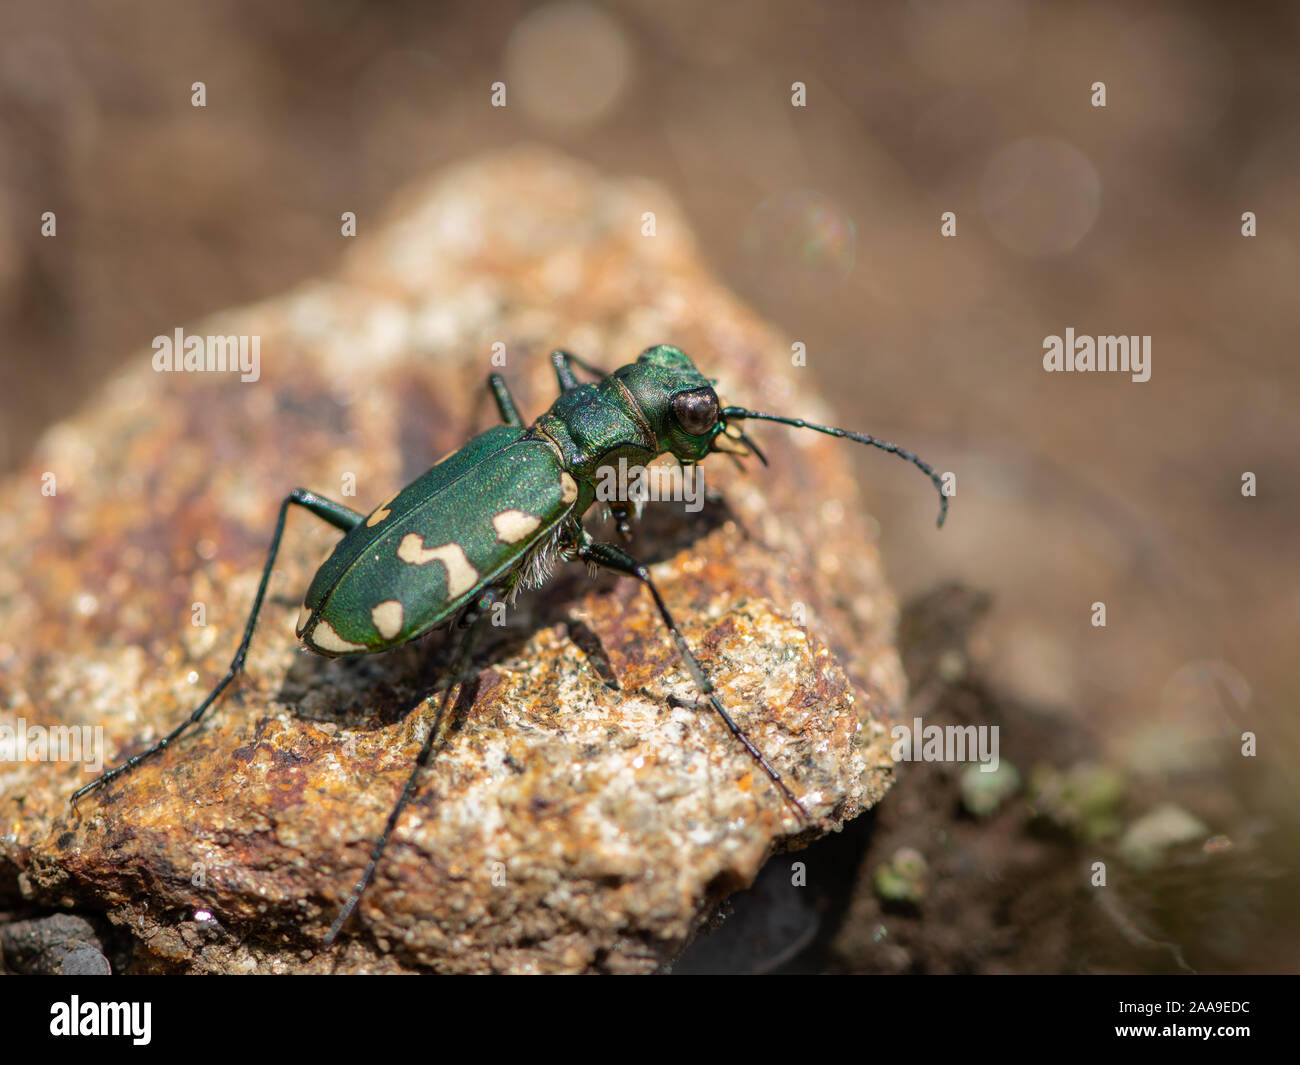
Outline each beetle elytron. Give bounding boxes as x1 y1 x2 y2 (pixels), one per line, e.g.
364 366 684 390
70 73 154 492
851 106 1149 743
72 344 949 945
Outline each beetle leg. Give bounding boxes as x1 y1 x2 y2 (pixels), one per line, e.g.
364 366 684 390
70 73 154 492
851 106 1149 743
608 501 636 542
486 373 523 426
575 537 809 821
551 350 581 392
70 488 364 811
551 350 608 394
324 586 501 946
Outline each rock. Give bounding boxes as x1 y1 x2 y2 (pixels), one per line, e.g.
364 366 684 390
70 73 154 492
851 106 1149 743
959 760 1021 819
0 146 915 973
1026 763 1125 842
0 913 111 974
874 847 928 905
1118 803 1211 871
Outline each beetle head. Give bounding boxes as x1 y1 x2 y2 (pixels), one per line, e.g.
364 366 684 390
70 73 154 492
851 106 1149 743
607 345 725 463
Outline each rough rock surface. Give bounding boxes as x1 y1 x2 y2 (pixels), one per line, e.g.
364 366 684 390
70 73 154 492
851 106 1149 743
0 913 112 975
0 146 912 973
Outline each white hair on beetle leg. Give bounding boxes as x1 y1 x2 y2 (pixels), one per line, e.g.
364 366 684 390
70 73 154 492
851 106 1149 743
512 518 580 600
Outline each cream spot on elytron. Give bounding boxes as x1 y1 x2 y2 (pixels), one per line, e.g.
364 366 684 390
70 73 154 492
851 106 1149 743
493 509 541 543
560 472 578 505
295 601 312 636
365 489 401 528
311 619 366 654
396 534 478 596
370 599 404 640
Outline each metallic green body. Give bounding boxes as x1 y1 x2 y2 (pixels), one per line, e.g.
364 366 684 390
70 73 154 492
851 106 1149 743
297 346 717 657
297 427 574 654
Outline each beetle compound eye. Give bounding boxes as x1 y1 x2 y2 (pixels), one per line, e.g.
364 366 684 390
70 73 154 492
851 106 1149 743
671 388 719 436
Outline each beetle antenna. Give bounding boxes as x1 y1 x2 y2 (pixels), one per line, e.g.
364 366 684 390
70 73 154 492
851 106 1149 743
721 406 948 527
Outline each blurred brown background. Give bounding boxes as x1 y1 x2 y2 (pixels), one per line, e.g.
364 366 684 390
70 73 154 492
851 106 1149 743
1 0 1296 970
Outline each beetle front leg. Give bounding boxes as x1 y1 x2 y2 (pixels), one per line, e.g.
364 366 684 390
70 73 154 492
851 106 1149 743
550 350 608 394
71 488 365 810
575 536 809 821
608 501 636 542
486 374 524 427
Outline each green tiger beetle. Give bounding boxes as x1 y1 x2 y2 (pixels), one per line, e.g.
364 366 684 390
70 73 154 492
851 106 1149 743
71 344 948 945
